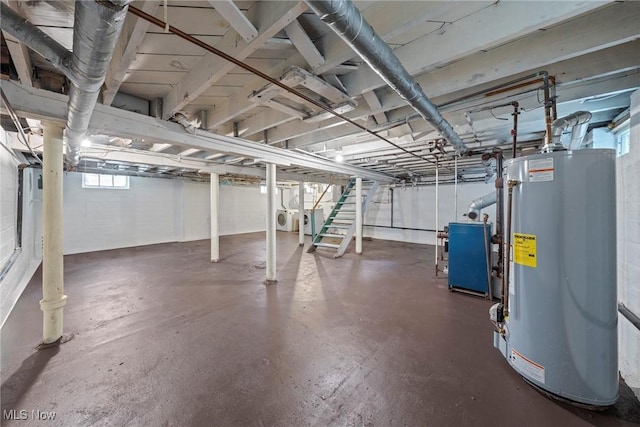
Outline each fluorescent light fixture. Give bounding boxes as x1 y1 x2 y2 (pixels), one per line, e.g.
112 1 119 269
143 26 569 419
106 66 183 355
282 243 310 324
335 149 344 163
81 138 92 147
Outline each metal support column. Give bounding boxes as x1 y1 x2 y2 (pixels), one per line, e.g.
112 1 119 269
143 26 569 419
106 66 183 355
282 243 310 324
298 181 305 246
210 173 219 262
435 159 439 272
355 177 363 254
454 156 458 220
40 122 67 345
266 163 277 282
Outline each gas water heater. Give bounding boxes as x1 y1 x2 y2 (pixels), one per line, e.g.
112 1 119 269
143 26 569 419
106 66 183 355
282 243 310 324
491 149 618 407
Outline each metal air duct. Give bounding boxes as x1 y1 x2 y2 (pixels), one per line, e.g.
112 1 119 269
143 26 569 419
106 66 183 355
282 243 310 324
550 111 592 150
305 0 468 155
0 3 72 75
467 191 497 221
0 0 132 166
65 0 132 166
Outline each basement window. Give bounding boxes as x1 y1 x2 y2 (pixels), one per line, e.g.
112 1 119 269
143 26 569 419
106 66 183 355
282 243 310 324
82 173 129 189
616 128 630 157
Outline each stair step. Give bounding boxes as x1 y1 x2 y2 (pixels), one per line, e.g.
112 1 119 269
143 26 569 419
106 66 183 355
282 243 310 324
319 233 345 238
337 201 356 204
338 209 356 213
313 242 340 249
326 224 351 229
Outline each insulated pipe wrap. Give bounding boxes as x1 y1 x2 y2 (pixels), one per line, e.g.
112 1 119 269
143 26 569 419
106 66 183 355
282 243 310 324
467 191 497 221
306 0 468 154
65 0 131 166
550 111 592 148
0 3 72 75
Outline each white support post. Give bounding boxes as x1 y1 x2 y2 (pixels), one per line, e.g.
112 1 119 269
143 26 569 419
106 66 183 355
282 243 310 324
435 160 439 269
298 181 305 246
454 156 458 220
210 173 220 262
355 177 363 254
40 122 67 345
266 163 277 282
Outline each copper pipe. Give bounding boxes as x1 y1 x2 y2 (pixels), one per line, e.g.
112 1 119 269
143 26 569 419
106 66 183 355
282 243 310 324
543 74 553 145
503 179 519 317
512 102 519 158
549 76 558 120
439 71 550 110
484 78 544 98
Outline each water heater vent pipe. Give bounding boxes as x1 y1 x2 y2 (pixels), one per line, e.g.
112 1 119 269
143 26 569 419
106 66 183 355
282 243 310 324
467 191 497 221
550 111 592 149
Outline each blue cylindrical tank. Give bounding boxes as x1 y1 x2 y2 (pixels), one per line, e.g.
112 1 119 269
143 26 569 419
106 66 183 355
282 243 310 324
503 149 618 406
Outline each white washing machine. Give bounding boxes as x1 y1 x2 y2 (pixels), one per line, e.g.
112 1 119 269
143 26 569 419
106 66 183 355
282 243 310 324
303 209 325 235
276 209 299 232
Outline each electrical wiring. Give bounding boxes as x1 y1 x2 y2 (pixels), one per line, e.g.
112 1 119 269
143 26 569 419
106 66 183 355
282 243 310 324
0 88 43 165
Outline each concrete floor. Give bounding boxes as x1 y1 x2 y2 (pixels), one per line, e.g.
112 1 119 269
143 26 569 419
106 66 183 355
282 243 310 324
2 232 639 426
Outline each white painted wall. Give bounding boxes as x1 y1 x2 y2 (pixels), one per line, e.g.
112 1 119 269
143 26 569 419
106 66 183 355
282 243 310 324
219 184 267 236
183 180 211 241
617 89 640 394
0 129 17 267
63 173 185 254
63 174 267 254
365 181 498 245
0 128 43 327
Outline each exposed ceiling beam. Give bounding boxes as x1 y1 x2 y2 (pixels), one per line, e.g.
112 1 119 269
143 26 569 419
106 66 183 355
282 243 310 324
2 30 39 132
295 70 639 153
2 31 32 86
246 16 640 148
237 110 297 137
162 1 308 118
284 18 325 69
102 0 161 106
1 80 396 182
151 143 173 152
342 1 615 96
177 148 201 156
362 91 387 125
205 1 454 129
208 0 258 43
6 135 336 183
311 1 490 76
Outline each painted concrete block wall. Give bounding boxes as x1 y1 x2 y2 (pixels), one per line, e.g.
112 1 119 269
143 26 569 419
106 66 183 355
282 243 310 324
183 181 211 241
0 128 17 267
617 89 640 393
365 181 498 245
0 128 43 327
219 185 267 236
63 173 183 254
63 174 268 254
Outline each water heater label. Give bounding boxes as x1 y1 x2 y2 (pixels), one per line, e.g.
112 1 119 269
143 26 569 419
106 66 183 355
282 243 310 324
528 158 554 182
513 233 537 268
511 349 545 384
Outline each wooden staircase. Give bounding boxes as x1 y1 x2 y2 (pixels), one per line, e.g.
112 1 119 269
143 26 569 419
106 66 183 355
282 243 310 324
307 179 379 258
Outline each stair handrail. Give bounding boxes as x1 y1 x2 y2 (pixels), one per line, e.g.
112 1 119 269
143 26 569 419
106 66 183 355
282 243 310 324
311 177 333 212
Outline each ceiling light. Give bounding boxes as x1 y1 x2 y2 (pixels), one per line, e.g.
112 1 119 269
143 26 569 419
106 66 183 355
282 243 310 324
335 149 344 163
81 138 92 147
